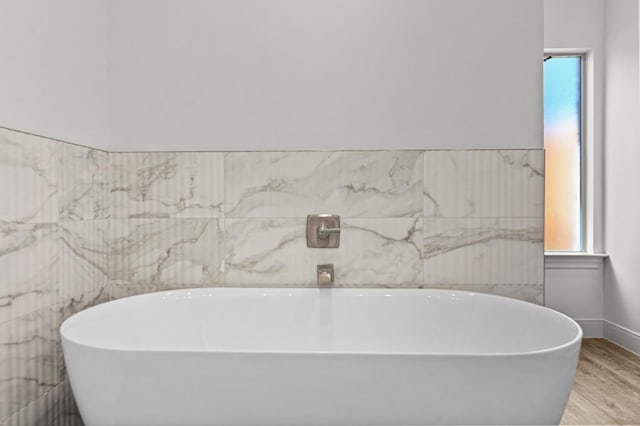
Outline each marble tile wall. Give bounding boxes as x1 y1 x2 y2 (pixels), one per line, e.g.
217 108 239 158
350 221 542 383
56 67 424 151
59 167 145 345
0 125 544 425
107 152 225 298
221 151 424 288
55 144 111 426
108 149 543 301
422 151 545 301
0 128 108 425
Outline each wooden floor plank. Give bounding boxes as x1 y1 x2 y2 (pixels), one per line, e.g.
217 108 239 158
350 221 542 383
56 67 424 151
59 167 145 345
580 350 640 401
588 339 640 371
561 388 617 425
561 339 640 426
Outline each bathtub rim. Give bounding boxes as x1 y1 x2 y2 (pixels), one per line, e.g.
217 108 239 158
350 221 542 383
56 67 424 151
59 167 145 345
60 287 583 357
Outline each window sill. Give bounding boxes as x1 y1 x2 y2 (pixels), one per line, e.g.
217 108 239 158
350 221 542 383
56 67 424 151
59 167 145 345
544 252 608 270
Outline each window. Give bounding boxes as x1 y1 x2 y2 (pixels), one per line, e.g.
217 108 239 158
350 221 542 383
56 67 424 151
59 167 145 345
544 55 583 252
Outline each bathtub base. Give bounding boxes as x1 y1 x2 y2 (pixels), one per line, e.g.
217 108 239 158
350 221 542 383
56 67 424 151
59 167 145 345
67 344 579 425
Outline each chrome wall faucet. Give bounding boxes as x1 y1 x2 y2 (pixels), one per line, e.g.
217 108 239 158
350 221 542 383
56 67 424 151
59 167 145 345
307 214 341 248
317 264 334 286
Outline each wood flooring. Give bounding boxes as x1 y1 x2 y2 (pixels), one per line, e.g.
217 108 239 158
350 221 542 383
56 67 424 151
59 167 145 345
561 338 640 425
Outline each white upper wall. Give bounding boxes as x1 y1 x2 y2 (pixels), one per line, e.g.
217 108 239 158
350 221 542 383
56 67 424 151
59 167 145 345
544 0 604 48
603 0 640 337
0 0 109 149
0 1 543 151
108 0 543 151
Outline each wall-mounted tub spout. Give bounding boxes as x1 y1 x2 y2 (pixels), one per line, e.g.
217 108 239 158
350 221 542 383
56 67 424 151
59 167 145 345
317 264 334 286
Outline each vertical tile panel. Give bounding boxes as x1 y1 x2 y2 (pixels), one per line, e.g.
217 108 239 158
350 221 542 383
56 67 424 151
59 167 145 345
0 307 61 421
0 129 58 224
424 150 544 218
328 218 423 286
109 152 223 219
108 219 223 294
223 218 423 287
223 218 320 285
56 144 109 222
58 221 110 322
0 379 83 426
0 223 58 325
423 217 544 286
225 151 423 218
423 149 545 303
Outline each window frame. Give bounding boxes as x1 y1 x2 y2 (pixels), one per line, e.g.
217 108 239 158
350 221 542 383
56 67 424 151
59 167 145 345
544 49 598 254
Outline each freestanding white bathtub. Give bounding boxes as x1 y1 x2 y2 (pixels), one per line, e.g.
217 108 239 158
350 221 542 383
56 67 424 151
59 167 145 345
60 288 582 426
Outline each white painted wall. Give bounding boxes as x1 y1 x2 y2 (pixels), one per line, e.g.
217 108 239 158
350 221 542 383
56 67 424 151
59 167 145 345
0 0 109 149
603 0 640 351
0 1 542 151
108 0 543 151
544 0 604 48
543 0 606 337
544 256 605 337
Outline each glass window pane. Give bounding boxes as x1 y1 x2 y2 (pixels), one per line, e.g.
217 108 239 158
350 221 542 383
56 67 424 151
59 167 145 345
544 56 582 251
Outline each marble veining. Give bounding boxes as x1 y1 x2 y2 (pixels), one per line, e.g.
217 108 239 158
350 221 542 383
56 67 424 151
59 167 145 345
424 150 544 218
0 130 58 225
60 287 111 327
0 307 61 420
109 219 223 285
225 151 423 218
57 144 109 222
0 379 82 426
58 221 109 308
328 218 423 285
423 218 543 285
0 223 58 325
109 152 224 219
223 218 307 284
224 218 423 285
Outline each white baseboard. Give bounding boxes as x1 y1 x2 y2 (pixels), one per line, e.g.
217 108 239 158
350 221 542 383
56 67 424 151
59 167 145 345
603 320 640 356
575 319 603 338
571 319 640 355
